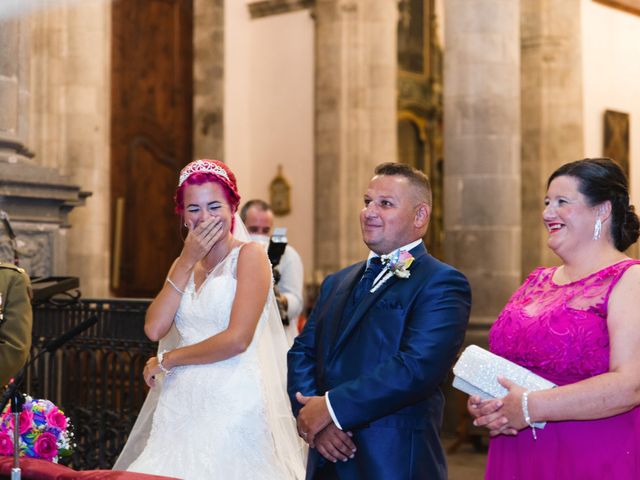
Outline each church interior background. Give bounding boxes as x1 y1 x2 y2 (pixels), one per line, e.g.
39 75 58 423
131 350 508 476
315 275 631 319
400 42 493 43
1 0 640 471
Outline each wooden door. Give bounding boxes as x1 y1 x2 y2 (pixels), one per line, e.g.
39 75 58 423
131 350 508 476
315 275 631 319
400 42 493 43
111 0 193 297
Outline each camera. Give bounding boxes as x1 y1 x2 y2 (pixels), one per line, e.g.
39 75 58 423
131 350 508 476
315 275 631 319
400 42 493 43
267 227 287 270
267 228 289 326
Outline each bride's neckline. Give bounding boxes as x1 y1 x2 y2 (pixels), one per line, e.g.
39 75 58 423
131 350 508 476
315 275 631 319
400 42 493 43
193 243 243 294
201 240 243 275
204 248 234 277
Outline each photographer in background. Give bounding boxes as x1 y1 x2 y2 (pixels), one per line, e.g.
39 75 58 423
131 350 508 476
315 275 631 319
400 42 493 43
0 262 32 387
240 199 304 345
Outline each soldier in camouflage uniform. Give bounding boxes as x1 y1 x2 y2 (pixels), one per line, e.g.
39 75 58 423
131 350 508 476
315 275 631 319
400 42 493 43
0 263 32 387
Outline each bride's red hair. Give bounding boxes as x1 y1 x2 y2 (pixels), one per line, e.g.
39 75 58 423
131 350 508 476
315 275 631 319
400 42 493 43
174 159 241 232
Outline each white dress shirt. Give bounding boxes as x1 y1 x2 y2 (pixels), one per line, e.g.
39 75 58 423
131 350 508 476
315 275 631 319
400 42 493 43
277 244 304 345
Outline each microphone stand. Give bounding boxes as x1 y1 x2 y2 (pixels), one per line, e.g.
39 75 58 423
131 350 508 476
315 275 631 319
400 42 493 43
10 389 24 480
3 370 26 480
0 314 99 479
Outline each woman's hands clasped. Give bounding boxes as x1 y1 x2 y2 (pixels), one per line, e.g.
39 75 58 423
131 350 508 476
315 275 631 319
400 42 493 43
144 356 162 388
467 377 528 437
181 216 225 267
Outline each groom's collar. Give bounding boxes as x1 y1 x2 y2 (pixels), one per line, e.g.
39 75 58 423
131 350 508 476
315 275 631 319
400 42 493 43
366 238 423 265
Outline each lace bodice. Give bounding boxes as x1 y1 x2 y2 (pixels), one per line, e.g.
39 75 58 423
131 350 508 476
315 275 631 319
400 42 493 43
489 259 640 385
124 244 303 479
175 245 243 345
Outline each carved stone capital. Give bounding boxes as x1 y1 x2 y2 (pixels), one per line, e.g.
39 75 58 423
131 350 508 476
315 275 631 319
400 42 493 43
0 135 35 160
0 160 90 274
0 160 90 227
0 227 54 277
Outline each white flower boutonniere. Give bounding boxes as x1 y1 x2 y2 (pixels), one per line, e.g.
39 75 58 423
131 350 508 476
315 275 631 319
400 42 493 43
369 250 415 293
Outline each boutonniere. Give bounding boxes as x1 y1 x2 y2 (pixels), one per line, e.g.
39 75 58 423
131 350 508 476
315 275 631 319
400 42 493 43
370 250 415 293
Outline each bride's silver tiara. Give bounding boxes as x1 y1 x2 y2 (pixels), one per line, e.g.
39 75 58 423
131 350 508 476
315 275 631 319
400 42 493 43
178 160 230 186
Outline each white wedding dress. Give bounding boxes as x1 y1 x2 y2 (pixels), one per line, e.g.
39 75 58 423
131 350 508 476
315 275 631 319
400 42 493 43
114 244 306 479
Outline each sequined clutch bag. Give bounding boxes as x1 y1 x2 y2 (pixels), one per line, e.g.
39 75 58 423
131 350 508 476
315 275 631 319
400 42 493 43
452 345 556 428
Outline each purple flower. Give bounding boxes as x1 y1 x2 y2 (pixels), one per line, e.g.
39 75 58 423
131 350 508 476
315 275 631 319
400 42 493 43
34 432 58 460
45 407 67 430
0 432 13 455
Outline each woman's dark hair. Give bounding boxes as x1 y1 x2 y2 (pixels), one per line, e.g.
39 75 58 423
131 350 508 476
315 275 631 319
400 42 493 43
548 157 640 251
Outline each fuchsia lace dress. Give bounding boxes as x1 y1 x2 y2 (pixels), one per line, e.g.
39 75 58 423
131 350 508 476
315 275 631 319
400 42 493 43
486 260 640 479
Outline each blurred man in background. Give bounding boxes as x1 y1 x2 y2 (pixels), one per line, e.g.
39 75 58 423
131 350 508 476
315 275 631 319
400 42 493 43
241 199 304 344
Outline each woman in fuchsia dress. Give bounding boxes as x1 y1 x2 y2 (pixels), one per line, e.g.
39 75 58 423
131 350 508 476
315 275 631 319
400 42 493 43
469 158 640 479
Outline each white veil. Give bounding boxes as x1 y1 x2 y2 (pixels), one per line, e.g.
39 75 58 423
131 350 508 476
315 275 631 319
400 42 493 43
112 324 180 470
114 214 306 478
233 215 307 478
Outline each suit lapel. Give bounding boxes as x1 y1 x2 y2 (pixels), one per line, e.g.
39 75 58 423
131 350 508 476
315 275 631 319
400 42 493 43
326 262 365 349
329 243 429 361
329 274 399 358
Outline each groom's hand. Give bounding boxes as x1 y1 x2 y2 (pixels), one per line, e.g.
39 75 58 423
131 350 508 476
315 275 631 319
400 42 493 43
295 392 332 447
315 424 356 463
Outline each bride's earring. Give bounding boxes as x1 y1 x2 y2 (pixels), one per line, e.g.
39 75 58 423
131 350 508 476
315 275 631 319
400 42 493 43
593 217 602 240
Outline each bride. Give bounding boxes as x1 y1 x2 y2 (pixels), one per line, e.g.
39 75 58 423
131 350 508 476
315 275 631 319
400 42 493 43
113 159 306 479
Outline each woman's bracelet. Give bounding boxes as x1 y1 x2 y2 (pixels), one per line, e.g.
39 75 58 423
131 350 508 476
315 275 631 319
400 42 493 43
166 276 185 295
157 350 172 375
521 390 537 440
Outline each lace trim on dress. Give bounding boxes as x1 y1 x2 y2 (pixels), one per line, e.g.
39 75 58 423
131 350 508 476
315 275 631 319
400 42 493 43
489 259 640 385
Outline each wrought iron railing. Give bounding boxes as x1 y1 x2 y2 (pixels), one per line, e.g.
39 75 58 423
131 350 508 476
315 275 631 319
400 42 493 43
26 298 155 470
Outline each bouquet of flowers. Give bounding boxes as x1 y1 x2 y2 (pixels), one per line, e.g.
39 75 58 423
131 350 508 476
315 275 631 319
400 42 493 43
0 396 73 462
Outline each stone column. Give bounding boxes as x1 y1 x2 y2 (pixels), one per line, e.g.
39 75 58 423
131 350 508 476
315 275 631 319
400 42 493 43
314 0 397 278
443 0 521 326
0 15 31 161
521 0 584 273
193 0 224 160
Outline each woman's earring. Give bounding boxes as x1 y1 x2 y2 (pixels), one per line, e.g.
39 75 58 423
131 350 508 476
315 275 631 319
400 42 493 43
593 218 602 240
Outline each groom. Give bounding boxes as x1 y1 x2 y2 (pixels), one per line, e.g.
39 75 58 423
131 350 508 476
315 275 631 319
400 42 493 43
287 163 471 479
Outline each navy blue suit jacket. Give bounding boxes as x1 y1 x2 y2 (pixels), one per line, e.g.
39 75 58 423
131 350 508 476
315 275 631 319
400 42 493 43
287 243 471 480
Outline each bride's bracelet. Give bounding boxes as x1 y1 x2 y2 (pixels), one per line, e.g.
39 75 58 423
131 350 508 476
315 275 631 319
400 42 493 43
166 277 185 295
157 350 172 375
521 390 537 440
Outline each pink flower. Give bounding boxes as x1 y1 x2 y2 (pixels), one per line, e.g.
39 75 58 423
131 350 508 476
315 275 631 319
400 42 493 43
0 432 13 455
34 432 58 460
3 410 33 435
45 407 67 430
18 410 34 435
